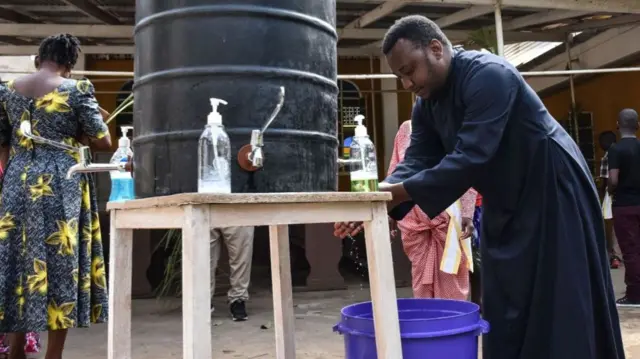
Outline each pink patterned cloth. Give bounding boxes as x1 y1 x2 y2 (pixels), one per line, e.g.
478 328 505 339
388 121 476 300
0 332 41 354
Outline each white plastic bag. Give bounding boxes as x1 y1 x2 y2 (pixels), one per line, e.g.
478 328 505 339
602 192 613 220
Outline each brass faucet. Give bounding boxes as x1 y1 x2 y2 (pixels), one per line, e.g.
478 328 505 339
19 121 126 179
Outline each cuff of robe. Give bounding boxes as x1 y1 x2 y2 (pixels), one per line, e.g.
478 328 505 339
389 201 414 221
402 174 443 219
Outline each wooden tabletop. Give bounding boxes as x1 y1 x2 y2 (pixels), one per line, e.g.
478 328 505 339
106 192 392 210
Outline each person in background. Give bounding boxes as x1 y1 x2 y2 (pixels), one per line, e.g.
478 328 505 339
599 131 621 269
608 108 640 306
388 120 476 300
210 227 255 321
470 193 483 307
0 34 110 359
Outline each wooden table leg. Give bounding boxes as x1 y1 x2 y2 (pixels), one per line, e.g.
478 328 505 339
108 211 133 359
182 205 212 359
363 202 403 358
269 225 296 358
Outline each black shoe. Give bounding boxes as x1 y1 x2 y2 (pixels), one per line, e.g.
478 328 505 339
230 300 248 321
616 296 640 307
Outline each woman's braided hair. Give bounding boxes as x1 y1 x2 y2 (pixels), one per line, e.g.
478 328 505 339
37 33 81 69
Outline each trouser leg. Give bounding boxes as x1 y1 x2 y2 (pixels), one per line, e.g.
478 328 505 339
613 206 640 301
209 228 223 308
221 226 255 302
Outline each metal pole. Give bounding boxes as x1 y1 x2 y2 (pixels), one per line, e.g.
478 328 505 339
4 67 640 79
337 67 640 79
369 55 377 152
494 1 505 57
565 33 579 143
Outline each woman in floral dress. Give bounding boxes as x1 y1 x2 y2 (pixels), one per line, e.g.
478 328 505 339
0 34 111 359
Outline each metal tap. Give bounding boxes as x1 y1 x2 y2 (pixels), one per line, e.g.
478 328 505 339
247 86 285 168
337 158 359 168
19 121 126 179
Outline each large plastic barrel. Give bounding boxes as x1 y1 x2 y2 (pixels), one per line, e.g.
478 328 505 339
133 1 338 197
333 298 489 358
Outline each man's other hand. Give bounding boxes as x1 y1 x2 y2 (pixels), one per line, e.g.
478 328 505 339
124 155 133 172
461 217 474 239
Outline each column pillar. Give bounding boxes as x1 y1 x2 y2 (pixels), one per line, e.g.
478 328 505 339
380 60 399 173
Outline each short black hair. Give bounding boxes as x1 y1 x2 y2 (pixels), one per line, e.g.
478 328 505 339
618 108 639 131
382 15 451 55
37 33 81 69
598 130 617 151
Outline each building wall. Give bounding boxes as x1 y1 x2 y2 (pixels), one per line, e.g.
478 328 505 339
540 71 640 169
0 56 35 82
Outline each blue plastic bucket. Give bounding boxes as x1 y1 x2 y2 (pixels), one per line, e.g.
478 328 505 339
333 298 489 359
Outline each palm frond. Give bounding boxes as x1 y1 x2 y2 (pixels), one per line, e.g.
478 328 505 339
154 229 183 298
466 26 499 55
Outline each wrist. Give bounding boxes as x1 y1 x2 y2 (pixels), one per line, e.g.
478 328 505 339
388 182 410 204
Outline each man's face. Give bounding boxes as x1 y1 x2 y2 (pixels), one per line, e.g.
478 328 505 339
385 38 448 99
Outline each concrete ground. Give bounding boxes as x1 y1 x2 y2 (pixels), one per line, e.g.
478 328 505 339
35 269 640 358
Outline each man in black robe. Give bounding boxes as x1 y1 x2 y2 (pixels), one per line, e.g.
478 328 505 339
334 15 624 358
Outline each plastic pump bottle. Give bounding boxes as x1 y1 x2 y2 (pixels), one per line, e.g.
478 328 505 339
349 115 379 192
109 126 135 202
198 98 231 193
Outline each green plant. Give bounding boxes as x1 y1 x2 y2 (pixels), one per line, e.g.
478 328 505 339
105 93 134 125
154 229 183 298
466 26 499 55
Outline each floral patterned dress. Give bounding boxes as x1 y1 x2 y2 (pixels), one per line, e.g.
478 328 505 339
0 78 108 332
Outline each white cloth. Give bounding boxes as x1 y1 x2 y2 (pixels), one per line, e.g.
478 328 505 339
440 200 474 274
602 192 613 220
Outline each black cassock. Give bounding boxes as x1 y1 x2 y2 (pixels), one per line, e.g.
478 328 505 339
385 50 624 359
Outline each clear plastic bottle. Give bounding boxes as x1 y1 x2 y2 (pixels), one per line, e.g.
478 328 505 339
349 115 379 192
198 98 231 193
109 126 135 202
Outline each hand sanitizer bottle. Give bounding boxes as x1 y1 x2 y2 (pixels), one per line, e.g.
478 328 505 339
349 115 379 192
198 98 231 193
109 126 135 202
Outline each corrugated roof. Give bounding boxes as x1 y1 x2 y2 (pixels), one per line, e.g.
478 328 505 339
504 41 562 67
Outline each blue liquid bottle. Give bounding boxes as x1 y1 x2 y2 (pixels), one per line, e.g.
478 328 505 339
109 126 135 202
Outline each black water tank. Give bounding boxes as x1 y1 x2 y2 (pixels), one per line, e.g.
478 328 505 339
133 1 338 197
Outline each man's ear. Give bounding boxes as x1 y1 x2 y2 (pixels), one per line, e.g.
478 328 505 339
429 39 444 60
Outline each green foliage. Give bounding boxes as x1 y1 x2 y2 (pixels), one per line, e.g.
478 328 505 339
466 27 498 55
154 229 183 298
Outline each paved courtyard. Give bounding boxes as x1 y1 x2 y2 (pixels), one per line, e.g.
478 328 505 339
24 268 637 358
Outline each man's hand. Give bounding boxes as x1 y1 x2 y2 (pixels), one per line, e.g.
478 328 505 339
333 181 409 239
389 218 398 238
124 155 133 172
461 217 474 239
333 222 364 239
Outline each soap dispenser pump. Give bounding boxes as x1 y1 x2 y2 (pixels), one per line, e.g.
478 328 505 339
198 98 232 193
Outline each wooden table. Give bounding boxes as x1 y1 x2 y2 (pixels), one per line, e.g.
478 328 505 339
106 192 403 359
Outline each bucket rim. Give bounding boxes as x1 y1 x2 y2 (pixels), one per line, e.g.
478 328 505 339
340 298 480 323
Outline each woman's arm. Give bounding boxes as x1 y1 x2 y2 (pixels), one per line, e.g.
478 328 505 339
75 80 111 151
